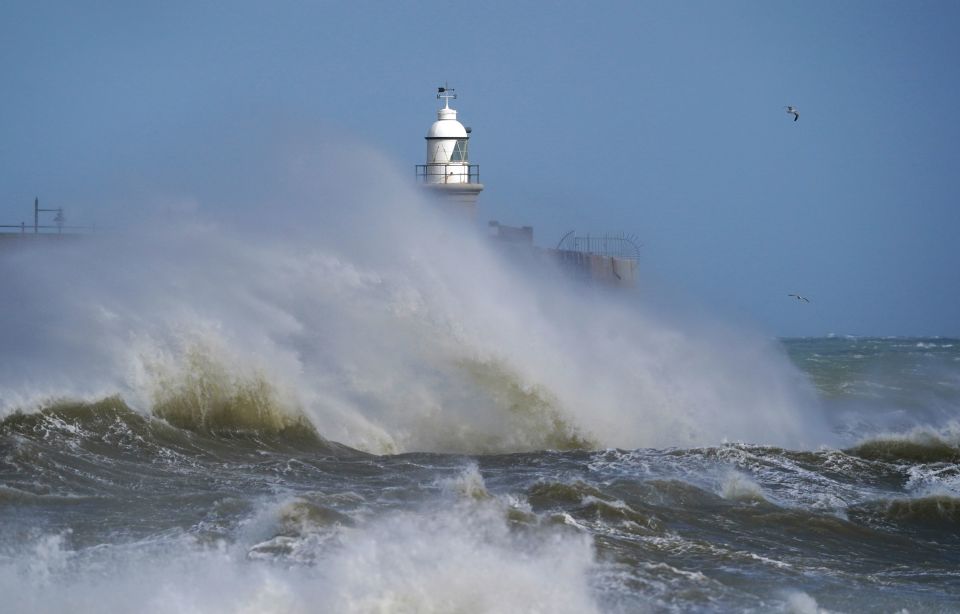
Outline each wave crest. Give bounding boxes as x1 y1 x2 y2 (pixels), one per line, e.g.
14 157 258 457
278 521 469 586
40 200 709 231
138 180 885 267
849 496 960 531
148 347 317 439
884 496 960 526
848 427 960 463
0 396 149 440
453 359 596 452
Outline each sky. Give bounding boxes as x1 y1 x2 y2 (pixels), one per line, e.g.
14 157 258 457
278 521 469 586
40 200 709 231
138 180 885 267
2 1 958 337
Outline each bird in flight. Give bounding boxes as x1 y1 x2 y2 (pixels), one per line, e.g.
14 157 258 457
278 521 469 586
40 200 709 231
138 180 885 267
788 293 810 303
785 106 800 121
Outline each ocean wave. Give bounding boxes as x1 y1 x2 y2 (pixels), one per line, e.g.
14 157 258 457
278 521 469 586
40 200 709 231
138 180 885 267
454 359 597 452
246 496 356 563
0 485 93 505
848 426 960 464
148 347 320 441
1 396 157 448
0 394 360 463
578 495 660 529
436 462 492 501
525 479 662 534
883 495 960 525
848 495 960 530
526 480 607 507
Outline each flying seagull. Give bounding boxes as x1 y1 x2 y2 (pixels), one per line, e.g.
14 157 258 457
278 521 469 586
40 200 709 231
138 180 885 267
788 293 810 303
785 106 799 121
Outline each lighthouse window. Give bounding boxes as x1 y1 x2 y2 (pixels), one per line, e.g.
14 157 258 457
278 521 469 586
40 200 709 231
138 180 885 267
450 139 468 162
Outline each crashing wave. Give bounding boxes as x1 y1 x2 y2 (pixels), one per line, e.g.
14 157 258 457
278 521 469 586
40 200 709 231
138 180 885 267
848 425 960 463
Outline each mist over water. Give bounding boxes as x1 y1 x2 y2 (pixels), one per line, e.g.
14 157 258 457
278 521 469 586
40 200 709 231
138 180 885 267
0 139 826 454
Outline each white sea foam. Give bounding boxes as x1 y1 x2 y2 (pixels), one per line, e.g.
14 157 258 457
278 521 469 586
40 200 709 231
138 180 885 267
436 462 491 500
0 495 599 614
719 470 766 502
783 591 826 614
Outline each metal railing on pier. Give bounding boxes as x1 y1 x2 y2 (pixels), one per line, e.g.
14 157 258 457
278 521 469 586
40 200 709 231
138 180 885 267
0 223 96 235
1 198 96 235
555 231 643 261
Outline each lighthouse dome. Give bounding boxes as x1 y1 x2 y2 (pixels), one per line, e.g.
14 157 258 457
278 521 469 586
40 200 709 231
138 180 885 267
427 107 468 139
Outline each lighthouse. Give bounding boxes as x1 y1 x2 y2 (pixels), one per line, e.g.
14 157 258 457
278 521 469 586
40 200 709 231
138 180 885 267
415 85 484 217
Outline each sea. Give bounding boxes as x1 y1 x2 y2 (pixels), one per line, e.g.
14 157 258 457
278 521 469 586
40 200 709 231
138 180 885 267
1 200 959 613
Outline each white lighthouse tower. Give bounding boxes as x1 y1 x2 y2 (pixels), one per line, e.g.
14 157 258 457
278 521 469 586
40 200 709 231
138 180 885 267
416 85 484 217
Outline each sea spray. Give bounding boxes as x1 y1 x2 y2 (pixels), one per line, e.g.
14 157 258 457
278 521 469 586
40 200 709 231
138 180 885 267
719 470 767 502
0 140 825 452
148 344 315 437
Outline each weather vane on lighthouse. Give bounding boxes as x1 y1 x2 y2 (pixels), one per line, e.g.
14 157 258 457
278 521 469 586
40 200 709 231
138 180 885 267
437 83 457 108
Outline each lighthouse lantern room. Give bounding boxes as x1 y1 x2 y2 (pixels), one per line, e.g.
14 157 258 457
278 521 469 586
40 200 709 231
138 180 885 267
415 85 484 216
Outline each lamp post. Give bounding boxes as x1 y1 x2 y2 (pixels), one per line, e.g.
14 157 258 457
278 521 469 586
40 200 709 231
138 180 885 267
34 197 63 234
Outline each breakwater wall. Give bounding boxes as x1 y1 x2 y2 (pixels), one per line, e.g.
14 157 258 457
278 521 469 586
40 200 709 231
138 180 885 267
545 249 637 287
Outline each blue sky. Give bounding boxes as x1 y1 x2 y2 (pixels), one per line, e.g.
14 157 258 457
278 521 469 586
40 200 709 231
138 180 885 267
2 1 958 337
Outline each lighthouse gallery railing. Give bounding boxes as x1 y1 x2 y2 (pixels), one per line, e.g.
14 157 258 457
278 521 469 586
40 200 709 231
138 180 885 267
415 164 481 184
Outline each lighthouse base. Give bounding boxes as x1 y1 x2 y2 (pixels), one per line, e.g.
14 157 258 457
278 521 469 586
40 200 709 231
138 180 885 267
419 183 485 219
